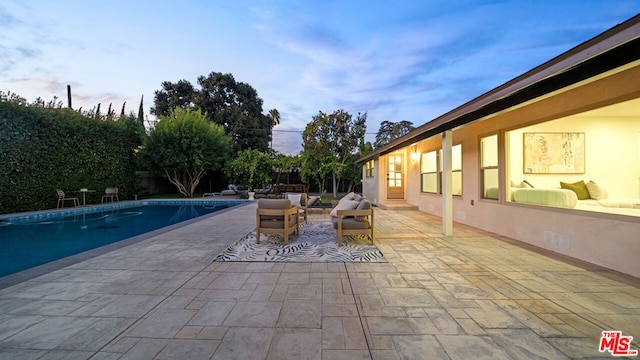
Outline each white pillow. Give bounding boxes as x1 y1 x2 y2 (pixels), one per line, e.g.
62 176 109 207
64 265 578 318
586 181 606 200
287 193 302 207
338 192 356 203
330 199 360 217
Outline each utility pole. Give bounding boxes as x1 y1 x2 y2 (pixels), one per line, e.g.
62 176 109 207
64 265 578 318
67 85 72 109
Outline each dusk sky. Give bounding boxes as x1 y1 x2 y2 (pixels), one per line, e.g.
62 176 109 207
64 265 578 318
1 1 637 154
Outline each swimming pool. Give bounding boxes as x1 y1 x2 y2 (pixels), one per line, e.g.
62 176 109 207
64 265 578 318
0 200 246 277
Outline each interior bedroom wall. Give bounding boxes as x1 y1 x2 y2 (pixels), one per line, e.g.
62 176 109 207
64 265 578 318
508 116 640 198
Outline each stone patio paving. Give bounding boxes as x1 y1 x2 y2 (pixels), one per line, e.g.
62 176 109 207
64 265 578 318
0 202 638 359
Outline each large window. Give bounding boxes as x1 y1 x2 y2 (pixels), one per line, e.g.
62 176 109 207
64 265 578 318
421 151 438 193
503 98 640 218
481 134 499 199
420 144 462 195
365 160 374 178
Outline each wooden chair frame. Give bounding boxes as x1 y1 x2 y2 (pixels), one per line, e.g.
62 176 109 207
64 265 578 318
336 208 374 247
256 203 300 245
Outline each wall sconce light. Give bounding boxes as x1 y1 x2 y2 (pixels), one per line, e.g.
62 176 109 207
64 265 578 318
410 145 420 163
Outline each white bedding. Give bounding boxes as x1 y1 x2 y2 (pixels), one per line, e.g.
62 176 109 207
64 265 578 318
511 188 578 208
579 198 640 208
575 199 640 216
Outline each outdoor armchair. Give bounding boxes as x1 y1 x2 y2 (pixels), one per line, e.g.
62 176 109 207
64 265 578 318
256 199 299 245
331 195 374 246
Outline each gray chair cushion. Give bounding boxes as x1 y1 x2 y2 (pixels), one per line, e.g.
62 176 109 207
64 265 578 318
258 199 291 209
332 217 371 230
258 199 293 221
260 218 296 228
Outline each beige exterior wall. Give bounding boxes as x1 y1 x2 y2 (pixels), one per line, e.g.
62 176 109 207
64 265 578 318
362 158 380 204
367 63 640 278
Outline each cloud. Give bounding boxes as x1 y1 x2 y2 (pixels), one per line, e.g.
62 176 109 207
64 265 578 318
0 4 21 28
0 44 42 74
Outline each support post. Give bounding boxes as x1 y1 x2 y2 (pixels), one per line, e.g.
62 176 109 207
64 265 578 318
442 130 453 236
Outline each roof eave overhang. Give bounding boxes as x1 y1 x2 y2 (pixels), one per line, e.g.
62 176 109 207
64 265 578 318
358 14 640 163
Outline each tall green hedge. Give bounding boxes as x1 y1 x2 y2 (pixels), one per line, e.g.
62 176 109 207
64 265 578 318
0 101 144 214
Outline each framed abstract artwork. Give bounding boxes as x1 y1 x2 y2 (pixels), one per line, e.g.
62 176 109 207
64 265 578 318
523 132 585 174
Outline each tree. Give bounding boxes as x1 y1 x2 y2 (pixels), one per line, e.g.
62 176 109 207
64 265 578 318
140 108 231 197
137 95 144 126
224 149 273 190
374 120 415 148
300 145 332 194
152 72 270 153
273 152 299 184
268 108 280 149
106 103 114 121
150 80 196 116
301 109 367 197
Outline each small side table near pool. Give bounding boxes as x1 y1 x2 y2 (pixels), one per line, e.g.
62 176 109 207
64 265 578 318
76 188 96 205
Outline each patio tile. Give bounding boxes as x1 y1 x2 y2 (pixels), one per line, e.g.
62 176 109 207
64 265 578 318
189 302 236 326
268 328 321 360
213 327 274 359
277 299 322 328
285 284 322 299
487 328 570 359
436 334 513 360
155 339 220 360
392 335 448 359
366 317 415 335
224 301 282 327
126 308 197 338
321 349 371 360
463 300 525 329
1 316 97 349
378 287 439 307
91 294 165 318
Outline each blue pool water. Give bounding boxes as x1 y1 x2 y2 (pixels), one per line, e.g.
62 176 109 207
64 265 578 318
0 200 245 277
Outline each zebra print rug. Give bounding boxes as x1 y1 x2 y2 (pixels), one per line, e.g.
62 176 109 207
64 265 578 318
213 220 385 262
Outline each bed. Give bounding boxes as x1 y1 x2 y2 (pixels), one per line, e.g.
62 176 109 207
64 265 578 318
511 188 578 208
508 187 640 216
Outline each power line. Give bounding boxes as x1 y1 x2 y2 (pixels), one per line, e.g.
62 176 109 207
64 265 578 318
272 129 378 135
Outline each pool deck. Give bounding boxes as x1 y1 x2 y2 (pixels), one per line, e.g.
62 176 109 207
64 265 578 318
0 203 638 359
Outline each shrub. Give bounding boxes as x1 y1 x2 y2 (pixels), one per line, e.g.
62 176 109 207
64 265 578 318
0 101 144 213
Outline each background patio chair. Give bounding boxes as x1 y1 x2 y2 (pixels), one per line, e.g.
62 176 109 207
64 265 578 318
101 187 119 203
256 199 299 245
256 185 273 195
56 189 79 208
